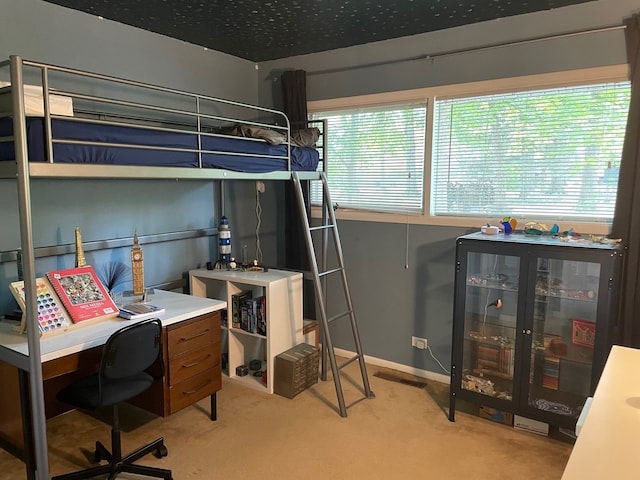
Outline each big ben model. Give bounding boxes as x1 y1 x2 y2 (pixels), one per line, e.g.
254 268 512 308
74 226 86 268
131 231 145 295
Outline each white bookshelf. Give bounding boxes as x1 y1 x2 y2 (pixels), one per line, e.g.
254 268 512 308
189 268 303 394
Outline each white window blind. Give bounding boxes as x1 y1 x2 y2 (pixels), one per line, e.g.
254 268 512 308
431 82 630 221
311 103 427 213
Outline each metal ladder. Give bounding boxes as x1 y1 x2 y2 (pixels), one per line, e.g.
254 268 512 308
292 171 374 417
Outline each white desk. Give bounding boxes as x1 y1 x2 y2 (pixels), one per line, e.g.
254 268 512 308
0 290 226 480
0 290 225 367
561 345 640 479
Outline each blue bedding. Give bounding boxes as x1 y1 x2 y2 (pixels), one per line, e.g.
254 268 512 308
0 118 320 173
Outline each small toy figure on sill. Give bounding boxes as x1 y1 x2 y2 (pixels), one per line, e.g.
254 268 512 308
500 217 518 234
131 231 145 296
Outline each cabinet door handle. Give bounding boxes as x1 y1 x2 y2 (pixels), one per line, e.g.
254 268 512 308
179 329 210 342
182 379 211 395
181 353 212 368
522 329 532 335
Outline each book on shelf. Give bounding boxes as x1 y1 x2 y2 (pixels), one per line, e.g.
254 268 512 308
256 295 266 336
240 302 250 332
499 346 515 377
236 295 267 335
46 265 118 323
231 290 252 329
542 356 560 390
118 302 165 320
8 277 73 334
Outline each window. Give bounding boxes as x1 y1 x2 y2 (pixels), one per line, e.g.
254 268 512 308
307 66 630 228
311 103 426 214
431 82 630 222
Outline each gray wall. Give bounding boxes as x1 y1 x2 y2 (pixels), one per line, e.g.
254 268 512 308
259 0 634 105
258 0 639 377
1 0 638 378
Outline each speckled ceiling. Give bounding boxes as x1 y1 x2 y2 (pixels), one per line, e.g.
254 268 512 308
43 0 597 62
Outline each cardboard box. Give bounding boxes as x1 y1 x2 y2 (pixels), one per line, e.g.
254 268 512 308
479 406 514 425
514 415 549 436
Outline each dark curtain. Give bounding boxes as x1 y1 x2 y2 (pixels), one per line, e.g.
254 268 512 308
281 70 308 127
281 70 315 319
611 14 640 347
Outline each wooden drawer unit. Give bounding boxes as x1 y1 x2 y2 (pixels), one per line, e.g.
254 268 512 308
130 310 222 419
169 365 221 414
165 311 221 415
169 344 218 385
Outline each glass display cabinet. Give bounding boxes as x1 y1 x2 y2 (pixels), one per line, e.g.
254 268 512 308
448 232 621 429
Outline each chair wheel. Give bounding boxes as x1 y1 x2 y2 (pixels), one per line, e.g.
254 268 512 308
154 444 168 458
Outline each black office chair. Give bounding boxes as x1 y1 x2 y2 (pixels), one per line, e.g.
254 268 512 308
52 318 173 480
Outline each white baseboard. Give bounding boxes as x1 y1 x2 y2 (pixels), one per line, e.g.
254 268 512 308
333 347 451 385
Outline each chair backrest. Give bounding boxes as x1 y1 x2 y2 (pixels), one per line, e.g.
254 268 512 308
100 318 162 381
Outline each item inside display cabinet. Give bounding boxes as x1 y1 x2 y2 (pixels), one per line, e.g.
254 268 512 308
535 275 596 299
467 273 517 291
462 373 512 400
572 319 596 347
547 337 568 356
531 398 574 416
469 297 504 339
450 232 619 427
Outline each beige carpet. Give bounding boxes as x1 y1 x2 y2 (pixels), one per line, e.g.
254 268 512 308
0 363 572 479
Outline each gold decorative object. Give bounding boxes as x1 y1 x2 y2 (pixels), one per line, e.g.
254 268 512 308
131 231 145 295
75 226 86 268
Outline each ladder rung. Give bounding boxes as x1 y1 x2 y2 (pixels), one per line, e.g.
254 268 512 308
318 267 343 278
309 224 335 232
338 353 363 371
291 172 373 417
327 310 351 324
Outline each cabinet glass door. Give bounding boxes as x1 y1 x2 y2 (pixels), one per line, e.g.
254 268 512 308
528 257 600 419
461 251 519 402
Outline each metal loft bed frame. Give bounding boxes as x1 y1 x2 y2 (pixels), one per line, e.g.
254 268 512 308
0 55 371 480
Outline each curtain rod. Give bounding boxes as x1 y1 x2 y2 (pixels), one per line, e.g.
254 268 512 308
307 24 626 77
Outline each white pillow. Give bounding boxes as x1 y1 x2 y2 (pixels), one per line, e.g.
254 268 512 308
0 81 74 117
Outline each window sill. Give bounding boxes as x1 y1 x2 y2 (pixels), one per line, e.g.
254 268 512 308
312 205 613 236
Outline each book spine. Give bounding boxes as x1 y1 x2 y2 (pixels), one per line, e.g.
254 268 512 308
231 294 241 328
232 290 252 330
257 296 267 336
240 304 249 332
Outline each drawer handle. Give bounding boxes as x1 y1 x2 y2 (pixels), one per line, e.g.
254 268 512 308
181 353 212 368
179 329 210 342
182 379 211 395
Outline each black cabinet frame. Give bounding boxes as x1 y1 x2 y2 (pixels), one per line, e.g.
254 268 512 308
448 232 621 429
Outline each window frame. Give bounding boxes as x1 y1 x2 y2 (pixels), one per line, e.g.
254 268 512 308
307 64 629 235
310 101 428 214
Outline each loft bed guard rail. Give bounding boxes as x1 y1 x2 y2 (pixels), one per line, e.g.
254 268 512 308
0 55 325 479
0 55 324 181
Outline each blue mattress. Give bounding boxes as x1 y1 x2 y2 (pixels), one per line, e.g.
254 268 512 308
0 117 320 173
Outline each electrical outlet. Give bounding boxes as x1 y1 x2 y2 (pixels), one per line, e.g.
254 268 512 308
256 180 265 193
411 336 428 349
